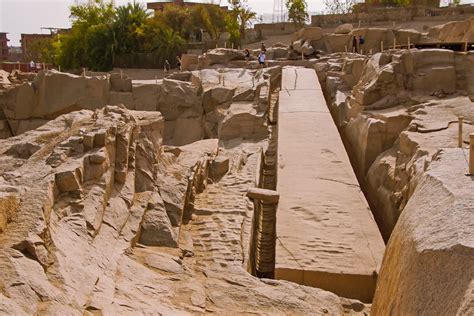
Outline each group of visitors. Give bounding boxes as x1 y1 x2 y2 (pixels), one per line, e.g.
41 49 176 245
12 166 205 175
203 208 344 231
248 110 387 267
28 60 43 73
352 35 365 53
243 43 267 68
163 55 182 74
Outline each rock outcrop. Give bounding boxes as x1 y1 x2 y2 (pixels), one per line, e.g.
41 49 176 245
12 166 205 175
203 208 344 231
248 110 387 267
318 49 474 238
0 67 275 147
372 149 474 315
316 47 474 314
293 18 474 54
335 23 354 35
204 48 246 66
429 16 474 43
0 104 369 314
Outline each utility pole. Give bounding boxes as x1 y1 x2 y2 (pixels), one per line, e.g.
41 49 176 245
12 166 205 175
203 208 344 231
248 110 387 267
273 0 286 23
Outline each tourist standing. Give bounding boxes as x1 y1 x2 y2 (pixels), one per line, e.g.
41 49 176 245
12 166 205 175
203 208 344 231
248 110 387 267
352 36 358 53
244 48 251 63
176 55 182 71
358 35 365 53
29 61 35 72
164 60 171 73
258 51 266 68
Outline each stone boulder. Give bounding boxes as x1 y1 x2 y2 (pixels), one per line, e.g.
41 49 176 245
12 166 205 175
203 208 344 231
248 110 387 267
407 49 456 94
302 41 315 56
372 149 474 315
352 53 406 108
209 155 229 181
293 40 303 54
1 82 36 120
454 52 474 94
335 23 354 35
0 70 10 88
158 78 203 120
434 17 474 43
218 103 267 140
0 106 175 314
268 47 289 59
157 139 218 225
350 28 396 53
133 83 160 112
324 34 352 53
181 54 199 71
110 73 132 92
205 48 246 66
292 27 323 42
12 70 110 120
341 57 367 88
139 192 178 247
394 29 422 46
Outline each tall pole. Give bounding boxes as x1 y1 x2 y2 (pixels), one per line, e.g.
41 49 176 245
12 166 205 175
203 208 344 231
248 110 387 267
273 0 285 23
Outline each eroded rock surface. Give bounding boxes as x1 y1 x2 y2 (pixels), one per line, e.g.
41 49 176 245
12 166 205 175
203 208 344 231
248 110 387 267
293 18 474 55
0 103 369 314
0 68 274 149
317 47 474 314
372 149 474 315
317 49 474 239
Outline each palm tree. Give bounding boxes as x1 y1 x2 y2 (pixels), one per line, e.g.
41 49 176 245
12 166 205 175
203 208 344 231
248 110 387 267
152 27 185 65
114 1 150 54
228 0 257 39
237 7 256 38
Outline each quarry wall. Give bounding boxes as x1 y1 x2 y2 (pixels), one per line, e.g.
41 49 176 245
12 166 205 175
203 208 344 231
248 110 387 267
316 48 474 314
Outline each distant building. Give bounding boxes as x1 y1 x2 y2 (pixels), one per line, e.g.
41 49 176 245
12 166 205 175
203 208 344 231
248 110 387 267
8 46 22 62
20 29 69 62
365 0 440 7
147 0 225 12
21 33 53 62
0 33 9 62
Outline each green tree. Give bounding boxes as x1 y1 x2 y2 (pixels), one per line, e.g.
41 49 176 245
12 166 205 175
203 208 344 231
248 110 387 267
191 5 227 40
56 0 115 71
228 0 257 38
145 24 185 64
323 0 356 14
154 5 193 40
225 13 241 47
27 38 56 63
114 1 150 55
285 0 308 25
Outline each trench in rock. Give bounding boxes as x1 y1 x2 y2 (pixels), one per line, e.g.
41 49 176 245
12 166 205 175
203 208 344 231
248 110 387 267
246 66 385 304
315 67 399 243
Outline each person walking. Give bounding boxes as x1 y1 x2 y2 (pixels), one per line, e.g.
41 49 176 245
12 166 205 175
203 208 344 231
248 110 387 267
358 35 365 53
164 60 171 73
258 51 266 68
244 48 251 63
29 60 35 72
176 55 182 71
352 36 358 53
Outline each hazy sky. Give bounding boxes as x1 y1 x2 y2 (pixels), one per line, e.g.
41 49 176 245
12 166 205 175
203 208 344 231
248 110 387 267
0 0 471 46
0 0 326 45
